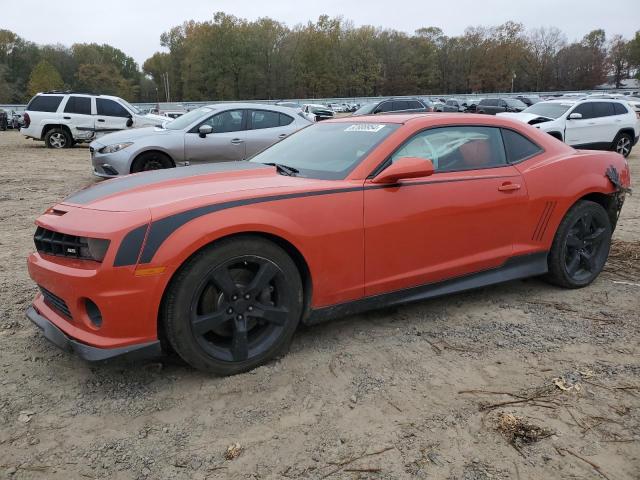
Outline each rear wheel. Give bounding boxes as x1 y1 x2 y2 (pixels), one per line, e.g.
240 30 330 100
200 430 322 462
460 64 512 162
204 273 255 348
131 151 173 173
44 128 71 148
163 237 303 375
613 132 633 158
545 200 612 289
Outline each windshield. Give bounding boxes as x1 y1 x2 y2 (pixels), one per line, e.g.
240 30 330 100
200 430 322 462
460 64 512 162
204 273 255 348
250 122 399 180
353 103 376 115
164 107 214 130
119 99 140 115
523 102 572 119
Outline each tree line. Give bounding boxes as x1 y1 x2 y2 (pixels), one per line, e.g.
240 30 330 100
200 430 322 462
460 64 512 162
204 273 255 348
1 13 639 104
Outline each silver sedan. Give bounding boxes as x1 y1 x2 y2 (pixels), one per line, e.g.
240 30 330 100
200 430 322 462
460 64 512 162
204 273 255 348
90 103 311 177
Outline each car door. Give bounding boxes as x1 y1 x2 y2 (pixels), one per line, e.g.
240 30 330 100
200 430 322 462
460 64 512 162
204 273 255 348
184 109 247 164
363 125 528 296
564 103 598 146
95 98 131 137
591 102 618 145
243 109 297 157
61 95 94 140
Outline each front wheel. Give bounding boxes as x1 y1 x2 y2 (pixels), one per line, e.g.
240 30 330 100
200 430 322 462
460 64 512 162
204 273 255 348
163 237 303 375
544 200 612 289
613 132 633 158
131 151 173 173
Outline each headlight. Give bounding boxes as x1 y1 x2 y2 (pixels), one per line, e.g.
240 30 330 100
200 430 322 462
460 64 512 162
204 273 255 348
79 238 111 262
99 142 133 154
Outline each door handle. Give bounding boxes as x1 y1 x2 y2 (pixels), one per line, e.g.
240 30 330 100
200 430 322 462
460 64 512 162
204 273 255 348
587 122 596 126
63 116 71 120
97 119 105 123
230 138 244 144
498 182 521 192
278 133 288 139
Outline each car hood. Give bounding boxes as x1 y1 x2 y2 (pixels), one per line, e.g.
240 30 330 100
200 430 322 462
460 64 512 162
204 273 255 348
60 162 327 213
90 126 176 147
497 112 556 125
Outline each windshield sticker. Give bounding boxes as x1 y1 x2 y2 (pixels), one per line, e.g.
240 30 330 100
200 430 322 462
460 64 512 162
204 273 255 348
344 124 385 133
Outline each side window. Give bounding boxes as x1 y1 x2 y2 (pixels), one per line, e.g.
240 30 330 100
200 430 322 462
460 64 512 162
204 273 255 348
250 110 280 130
571 103 594 119
26 95 63 112
377 102 393 113
408 100 423 109
64 96 92 115
592 102 615 118
96 98 130 117
202 110 245 133
392 100 410 111
502 129 543 163
499 100 507 107
279 113 294 126
613 103 628 115
391 126 506 172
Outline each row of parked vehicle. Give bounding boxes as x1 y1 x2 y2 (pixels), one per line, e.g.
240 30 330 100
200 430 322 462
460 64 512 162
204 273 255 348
15 89 639 181
0 108 24 130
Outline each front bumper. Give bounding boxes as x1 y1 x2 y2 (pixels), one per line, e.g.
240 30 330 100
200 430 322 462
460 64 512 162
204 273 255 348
90 143 131 177
27 306 161 361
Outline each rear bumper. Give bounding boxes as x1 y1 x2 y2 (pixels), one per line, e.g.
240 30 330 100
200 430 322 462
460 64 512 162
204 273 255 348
27 305 161 361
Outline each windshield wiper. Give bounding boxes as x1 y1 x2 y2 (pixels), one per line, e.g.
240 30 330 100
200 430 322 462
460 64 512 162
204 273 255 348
263 162 299 176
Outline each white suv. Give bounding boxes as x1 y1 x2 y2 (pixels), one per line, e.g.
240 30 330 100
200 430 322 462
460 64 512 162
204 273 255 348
21 91 166 148
498 98 639 157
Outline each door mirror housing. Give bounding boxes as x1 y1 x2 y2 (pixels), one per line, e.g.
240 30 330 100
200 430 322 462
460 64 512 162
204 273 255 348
199 124 213 138
372 157 435 184
568 112 583 120
126 116 134 127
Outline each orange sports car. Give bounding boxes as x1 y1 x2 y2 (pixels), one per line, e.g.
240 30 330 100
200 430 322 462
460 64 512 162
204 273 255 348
27 113 631 374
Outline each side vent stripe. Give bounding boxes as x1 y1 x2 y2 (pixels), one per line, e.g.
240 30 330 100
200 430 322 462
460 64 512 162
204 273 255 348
532 201 557 242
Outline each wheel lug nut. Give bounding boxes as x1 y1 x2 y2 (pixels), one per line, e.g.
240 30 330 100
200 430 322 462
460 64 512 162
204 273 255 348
232 295 238 301
248 306 253 311
227 307 233 314
237 314 243 320
244 293 251 300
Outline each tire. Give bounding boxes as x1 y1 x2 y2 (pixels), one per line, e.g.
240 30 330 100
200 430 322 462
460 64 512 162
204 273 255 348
163 236 304 375
544 200 612 289
612 132 633 158
131 151 173 173
44 128 71 149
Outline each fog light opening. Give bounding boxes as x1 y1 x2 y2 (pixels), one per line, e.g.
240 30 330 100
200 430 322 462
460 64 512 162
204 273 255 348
84 298 102 328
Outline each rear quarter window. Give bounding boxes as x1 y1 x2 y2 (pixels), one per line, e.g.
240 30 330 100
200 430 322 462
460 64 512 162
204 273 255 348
501 129 543 163
613 103 629 115
27 95 64 112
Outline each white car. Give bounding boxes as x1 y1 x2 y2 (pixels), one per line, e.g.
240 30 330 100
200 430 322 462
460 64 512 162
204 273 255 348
20 91 167 148
498 99 639 157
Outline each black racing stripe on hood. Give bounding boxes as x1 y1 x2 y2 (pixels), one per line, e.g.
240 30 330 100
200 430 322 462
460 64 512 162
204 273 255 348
65 162 270 205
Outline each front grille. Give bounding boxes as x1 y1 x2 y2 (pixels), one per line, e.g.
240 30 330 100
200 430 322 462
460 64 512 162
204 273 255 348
34 226 89 259
39 286 72 319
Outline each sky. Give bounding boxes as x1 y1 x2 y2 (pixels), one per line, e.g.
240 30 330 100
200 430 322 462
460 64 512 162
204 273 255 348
2 0 638 65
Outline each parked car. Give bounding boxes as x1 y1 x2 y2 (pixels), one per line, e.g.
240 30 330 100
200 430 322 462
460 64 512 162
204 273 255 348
27 113 631 374
162 111 185 119
0 109 7 131
498 99 639 157
476 98 528 115
622 97 640 116
20 91 167 148
9 110 24 129
516 95 541 106
327 103 347 113
352 98 431 116
302 104 334 122
465 98 484 113
441 98 467 112
90 103 311 177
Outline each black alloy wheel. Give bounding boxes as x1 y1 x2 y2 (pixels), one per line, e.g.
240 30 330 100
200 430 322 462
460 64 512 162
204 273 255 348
545 200 611 288
163 237 303 374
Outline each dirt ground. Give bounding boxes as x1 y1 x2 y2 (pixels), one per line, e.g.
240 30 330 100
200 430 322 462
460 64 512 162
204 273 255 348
0 130 639 480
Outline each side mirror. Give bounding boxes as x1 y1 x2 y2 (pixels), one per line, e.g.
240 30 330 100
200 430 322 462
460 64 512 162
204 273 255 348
199 124 213 138
372 157 435 184
568 112 583 120
126 116 133 127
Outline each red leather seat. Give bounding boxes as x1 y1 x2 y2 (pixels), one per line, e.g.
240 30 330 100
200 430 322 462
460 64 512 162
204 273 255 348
459 139 492 168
